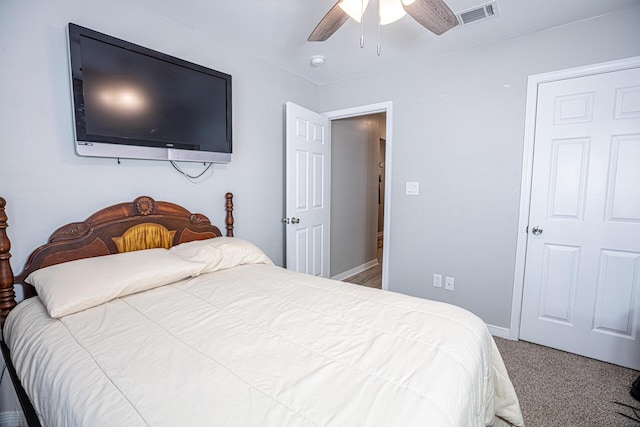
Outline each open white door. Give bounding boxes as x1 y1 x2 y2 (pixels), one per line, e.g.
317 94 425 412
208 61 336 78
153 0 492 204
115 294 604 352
285 102 331 276
519 66 640 370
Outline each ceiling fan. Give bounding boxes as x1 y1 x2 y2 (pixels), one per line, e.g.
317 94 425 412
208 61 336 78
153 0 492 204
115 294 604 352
308 0 458 42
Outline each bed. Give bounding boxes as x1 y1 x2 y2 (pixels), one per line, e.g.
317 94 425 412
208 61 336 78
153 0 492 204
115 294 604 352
0 194 524 427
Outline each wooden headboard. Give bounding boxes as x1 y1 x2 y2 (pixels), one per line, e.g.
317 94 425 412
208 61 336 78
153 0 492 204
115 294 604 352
0 193 235 328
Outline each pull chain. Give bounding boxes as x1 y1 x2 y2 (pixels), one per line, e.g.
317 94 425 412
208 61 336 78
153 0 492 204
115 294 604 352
360 0 365 48
377 0 381 55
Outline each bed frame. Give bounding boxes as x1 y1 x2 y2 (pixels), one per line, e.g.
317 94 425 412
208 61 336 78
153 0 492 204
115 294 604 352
0 193 235 328
0 193 235 425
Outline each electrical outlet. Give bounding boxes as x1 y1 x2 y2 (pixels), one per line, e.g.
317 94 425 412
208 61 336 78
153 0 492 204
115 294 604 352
433 273 442 288
445 276 455 291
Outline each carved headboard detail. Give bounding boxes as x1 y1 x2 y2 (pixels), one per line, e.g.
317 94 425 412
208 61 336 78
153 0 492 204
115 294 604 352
0 193 234 328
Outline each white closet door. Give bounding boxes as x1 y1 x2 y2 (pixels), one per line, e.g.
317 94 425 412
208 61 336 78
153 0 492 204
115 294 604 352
520 66 640 370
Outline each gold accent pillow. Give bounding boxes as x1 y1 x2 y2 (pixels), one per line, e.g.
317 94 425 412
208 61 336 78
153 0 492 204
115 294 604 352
112 223 176 253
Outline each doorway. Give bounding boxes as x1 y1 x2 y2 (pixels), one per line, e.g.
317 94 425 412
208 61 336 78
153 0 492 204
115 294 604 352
325 102 393 291
329 114 386 289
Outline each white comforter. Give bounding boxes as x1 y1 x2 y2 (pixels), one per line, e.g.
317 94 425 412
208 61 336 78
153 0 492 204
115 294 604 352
5 264 524 426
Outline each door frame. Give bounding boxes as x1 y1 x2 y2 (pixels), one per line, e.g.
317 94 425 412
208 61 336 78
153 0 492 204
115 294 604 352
323 101 393 291
510 56 640 340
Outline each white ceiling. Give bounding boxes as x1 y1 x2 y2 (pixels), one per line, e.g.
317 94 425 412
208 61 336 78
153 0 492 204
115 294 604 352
129 0 639 85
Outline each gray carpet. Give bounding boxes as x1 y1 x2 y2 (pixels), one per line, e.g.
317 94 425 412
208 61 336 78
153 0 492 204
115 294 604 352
494 337 640 426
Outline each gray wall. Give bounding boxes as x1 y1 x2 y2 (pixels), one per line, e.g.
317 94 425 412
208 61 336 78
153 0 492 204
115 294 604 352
319 8 640 329
0 0 318 282
330 115 381 277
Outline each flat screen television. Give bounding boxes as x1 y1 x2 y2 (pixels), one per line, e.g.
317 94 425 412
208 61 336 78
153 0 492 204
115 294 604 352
68 23 232 163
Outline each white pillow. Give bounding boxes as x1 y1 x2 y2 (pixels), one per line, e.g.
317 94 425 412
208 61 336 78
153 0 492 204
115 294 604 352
170 237 273 274
25 248 203 318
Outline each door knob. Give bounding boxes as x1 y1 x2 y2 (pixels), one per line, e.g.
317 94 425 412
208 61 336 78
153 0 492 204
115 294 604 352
531 226 543 235
282 218 290 224
291 217 300 224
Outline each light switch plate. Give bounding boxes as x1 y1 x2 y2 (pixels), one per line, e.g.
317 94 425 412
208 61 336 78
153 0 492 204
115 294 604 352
406 182 419 196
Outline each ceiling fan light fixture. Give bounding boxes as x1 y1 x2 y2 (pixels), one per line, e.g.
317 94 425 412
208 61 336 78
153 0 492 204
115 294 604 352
339 0 370 23
379 0 406 25
308 0 457 46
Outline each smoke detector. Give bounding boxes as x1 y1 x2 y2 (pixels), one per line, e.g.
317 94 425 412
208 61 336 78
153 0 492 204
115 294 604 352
456 1 500 26
310 55 325 67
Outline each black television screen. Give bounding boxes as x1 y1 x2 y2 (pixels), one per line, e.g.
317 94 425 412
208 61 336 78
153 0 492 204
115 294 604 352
68 23 232 163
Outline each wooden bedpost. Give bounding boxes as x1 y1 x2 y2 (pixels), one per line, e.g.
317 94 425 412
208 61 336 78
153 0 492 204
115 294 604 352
225 192 234 237
0 198 16 330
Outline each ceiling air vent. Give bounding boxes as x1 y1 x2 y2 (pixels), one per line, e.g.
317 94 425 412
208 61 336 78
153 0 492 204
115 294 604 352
456 1 500 26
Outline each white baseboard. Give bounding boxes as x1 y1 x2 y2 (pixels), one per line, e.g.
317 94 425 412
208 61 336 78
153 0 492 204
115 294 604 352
332 259 379 281
487 324 513 340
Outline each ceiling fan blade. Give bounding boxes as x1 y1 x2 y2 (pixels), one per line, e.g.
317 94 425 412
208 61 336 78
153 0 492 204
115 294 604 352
403 0 458 35
308 1 350 42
